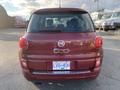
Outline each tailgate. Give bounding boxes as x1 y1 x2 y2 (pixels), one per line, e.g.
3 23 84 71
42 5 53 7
25 32 98 71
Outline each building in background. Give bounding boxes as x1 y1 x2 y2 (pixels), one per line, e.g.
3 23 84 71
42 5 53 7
15 16 27 28
0 5 15 29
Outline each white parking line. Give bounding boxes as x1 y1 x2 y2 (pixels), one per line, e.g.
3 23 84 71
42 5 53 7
104 47 120 51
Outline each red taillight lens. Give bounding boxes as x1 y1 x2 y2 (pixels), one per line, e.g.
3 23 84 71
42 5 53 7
19 37 28 49
95 36 103 48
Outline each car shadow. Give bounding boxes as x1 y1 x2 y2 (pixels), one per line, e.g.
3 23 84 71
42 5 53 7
33 79 100 90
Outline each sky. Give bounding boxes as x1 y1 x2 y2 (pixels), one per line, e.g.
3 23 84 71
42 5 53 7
0 0 120 19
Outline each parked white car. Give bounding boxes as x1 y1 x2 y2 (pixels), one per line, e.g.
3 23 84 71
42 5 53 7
99 11 120 31
95 13 112 29
90 12 103 22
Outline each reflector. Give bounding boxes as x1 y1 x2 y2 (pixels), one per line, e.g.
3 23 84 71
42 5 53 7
19 37 28 49
95 36 103 48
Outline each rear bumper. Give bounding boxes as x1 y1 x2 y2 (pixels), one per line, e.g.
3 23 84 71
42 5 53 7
22 67 100 81
20 50 103 81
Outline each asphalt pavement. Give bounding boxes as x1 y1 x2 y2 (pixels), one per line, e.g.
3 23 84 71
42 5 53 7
0 28 120 90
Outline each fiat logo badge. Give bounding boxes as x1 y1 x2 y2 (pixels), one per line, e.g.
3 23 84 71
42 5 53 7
58 40 65 47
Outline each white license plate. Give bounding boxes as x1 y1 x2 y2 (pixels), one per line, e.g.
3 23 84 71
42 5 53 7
53 61 70 70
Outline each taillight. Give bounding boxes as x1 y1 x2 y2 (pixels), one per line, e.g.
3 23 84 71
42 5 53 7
95 36 103 48
19 37 28 49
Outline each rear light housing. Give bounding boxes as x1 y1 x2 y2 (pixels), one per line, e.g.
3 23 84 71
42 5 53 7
95 36 103 48
19 37 28 49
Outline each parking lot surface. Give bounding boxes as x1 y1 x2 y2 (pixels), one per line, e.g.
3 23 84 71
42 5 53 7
0 28 120 90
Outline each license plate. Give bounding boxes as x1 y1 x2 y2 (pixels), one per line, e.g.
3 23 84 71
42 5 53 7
53 61 70 70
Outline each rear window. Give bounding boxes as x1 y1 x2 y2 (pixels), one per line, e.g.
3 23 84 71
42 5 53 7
27 12 94 32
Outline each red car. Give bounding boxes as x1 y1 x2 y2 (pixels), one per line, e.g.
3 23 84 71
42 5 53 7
19 8 103 81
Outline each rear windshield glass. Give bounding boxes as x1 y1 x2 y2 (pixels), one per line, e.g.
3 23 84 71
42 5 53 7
27 13 94 32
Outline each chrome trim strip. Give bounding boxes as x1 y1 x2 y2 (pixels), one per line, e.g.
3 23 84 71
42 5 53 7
32 71 90 75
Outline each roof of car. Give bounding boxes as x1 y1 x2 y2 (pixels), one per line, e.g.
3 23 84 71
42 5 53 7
34 8 88 14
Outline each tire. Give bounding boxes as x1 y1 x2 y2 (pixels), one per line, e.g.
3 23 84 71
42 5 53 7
104 29 109 32
31 80 43 85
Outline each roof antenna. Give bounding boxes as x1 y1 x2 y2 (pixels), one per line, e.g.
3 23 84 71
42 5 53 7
59 0 62 8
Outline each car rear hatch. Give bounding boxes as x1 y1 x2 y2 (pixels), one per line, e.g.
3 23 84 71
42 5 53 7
24 32 98 72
